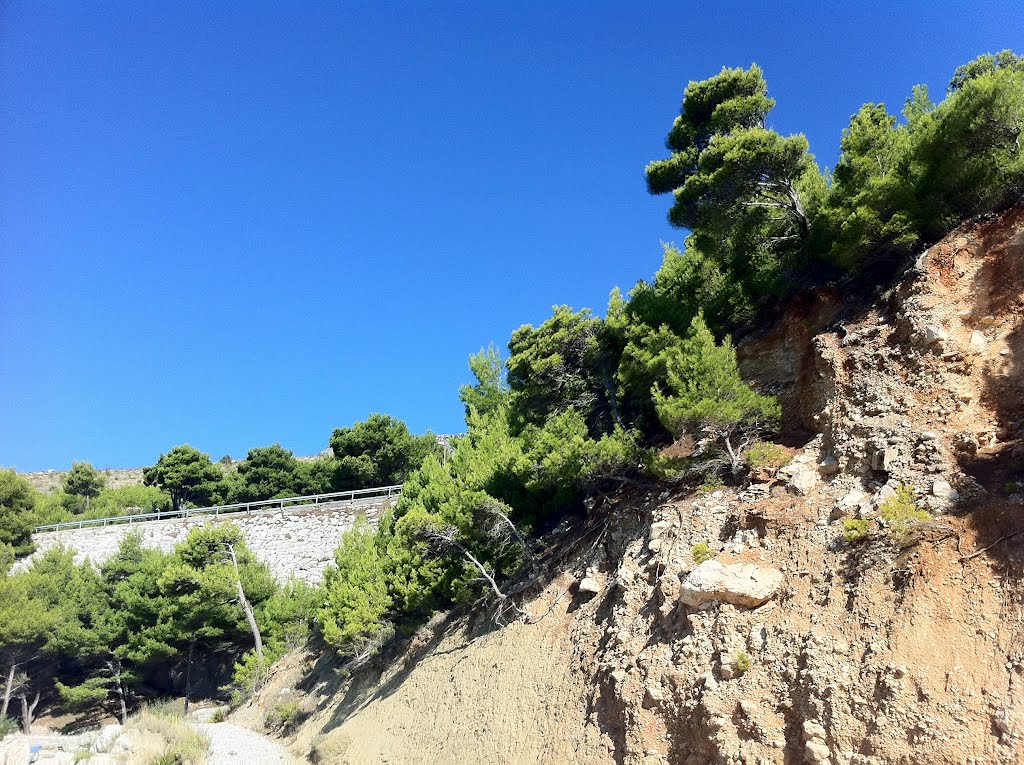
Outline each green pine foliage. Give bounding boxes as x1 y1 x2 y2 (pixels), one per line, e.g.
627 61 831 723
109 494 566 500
232 444 305 503
0 469 39 556
317 518 392 655
143 445 226 512
86 485 171 519
328 414 437 491
652 314 780 447
459 344 508 420
507 305 624 438
62 462 106 509
880 485 931 540
645 65 823 312
640 52 1024 330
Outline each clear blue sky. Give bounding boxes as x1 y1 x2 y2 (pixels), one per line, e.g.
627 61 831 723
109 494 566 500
1 1 1020 471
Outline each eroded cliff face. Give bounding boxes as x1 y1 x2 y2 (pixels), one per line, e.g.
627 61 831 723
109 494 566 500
250 209 1024 765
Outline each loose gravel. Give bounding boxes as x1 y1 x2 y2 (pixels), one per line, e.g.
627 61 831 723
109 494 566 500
196 721 288 765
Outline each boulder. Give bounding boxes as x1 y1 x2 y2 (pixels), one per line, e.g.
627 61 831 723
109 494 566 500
680 560 784 609
91 723 123 753
969 330 988 353
871 446 900 472
578 577 602 594
838 489 868 509
805 737 831 763
780 461 818 495
932 478 960 503
649 520 672 541
803 720 827 740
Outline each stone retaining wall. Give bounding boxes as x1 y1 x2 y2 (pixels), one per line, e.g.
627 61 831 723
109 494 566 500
23 499 394 584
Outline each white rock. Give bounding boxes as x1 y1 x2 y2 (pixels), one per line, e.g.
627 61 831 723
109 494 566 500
838 489 868 509
932 478 960 502
969 330 988 353
805 737 831 763
874 480 900 508
92 723 123 752
803 720 827 740
923 324 949 346
649 520 672 541
781 462 819 495
644 683 664 704
680 561 784 609
578 577 602 594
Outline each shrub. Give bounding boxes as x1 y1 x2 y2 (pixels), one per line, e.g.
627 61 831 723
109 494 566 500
86 485 171 519
744 442 789 471
692 542 714 565
210 708 228 723
734 651 751 675
880 485 930 539
1005 481 1021 495
644 451 691 480
229 649 279 704
0 715 17 738
699 475 724 493
264 699 302 733
843 519 871 544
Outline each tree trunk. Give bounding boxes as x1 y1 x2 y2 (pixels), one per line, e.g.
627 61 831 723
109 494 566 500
785 182 810 241
600 369 625 429
116 683 127 724
237 580 264 660
1 663 14 718
19 694 28 734
184 636 194 716
109 659 128 724
227 544 264 661
19 687 39 734
452 540 525 617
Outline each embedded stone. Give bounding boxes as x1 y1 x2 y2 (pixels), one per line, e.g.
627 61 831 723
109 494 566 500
805 737 830 763
649 520 672 541
680 560 784 609
817 455 840 476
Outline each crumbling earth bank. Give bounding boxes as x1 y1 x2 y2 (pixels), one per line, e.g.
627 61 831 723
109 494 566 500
276 208 1024 764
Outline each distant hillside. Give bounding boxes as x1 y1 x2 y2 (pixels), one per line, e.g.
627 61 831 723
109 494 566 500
21 467 147 495
20 453 331 496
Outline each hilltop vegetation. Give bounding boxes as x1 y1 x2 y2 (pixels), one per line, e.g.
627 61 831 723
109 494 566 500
1 50 1022 743
312 49 1024 660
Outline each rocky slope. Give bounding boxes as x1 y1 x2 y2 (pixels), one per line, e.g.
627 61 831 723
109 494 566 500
243 208 1024 764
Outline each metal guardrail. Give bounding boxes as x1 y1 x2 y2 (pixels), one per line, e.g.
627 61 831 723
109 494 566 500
33 484 403 533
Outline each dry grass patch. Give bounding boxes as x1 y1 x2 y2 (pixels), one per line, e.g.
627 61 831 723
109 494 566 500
125 707 210 765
